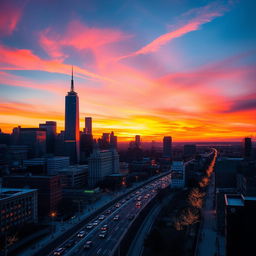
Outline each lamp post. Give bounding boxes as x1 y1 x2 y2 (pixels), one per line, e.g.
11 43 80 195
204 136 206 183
50 211 56 238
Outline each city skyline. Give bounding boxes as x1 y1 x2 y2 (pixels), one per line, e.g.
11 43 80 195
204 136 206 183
0 0 256 142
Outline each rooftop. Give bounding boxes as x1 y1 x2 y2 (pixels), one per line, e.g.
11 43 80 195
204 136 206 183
0 188 37 200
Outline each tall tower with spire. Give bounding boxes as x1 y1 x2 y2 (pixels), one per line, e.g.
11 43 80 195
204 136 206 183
64 67 80 163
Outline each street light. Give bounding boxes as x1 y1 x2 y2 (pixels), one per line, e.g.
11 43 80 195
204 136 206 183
50 211 57 238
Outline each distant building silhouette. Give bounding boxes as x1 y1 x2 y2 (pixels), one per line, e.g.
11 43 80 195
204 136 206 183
64 68 80 163
110 131 118 149
19 128 46 158
135 135 141 148
84 117 92 135
183 144 197 158
39 121 56 154
163 136 172 158
243 137 252 159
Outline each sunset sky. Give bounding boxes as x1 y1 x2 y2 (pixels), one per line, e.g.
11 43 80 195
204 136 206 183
0 0 255 142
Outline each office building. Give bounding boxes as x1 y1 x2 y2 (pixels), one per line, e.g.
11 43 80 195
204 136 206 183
170 161 185 188
0 188 38 232
80 132 93 161
64 68 80 163
3 175 62 217
19 128 46 158
163 136 172 158
57 165 88 188
224 194 256 256
84 117 92 135
23 158 46 174
244 137 252 158
7 145 28 166
110 131 118 149
39 121 56 154
46 156 70 175
88 148 120 187
135 135 141 148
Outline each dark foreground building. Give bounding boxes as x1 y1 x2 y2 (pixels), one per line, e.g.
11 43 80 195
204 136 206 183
225 194 256 256
3 175 62 218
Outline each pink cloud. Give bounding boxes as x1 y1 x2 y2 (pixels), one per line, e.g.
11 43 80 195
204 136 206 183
39 20 131 60
0 1 23 36
0 44 113 82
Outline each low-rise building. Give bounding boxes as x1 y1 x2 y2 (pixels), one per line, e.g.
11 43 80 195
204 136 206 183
3 175 62 218
0 188 38 232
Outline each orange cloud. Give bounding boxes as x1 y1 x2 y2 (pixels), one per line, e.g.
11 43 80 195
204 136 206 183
0 44 113 82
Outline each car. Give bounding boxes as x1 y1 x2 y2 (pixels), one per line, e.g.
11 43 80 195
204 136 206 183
53 247 65 255
92 220 99 226
105 209 111 214
113 215 119 220
136 201 142 207
86 224 93 229
83 240 93 249
115 203 121 208
98 215 105 220
77 230 86 238
98 230 107 238
101 224 108 231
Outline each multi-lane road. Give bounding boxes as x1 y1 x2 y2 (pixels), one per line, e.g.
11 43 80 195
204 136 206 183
50 173 171 256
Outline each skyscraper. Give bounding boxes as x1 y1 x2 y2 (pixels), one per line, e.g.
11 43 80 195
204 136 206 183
110 131 118 149
19 128 46 158
163 136 172 158
64 68 80 163
85 117 92 135
39 121 56 154
244 137 252 158
135 135 141 148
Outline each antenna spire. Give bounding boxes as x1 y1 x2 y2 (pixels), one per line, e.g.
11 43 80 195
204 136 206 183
71 66 74 92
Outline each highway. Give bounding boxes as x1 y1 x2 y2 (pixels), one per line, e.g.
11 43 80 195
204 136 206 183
50 173 171 256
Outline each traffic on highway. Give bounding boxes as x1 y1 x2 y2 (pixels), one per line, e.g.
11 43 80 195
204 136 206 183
50 173 171 256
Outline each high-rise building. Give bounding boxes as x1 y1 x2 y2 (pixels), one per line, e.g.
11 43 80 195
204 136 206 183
102 133 110 144
64 68 80 163
163 136 172 158
85 117 92 135
99 133 110 149
135 135 141 148
110 131 118 149
19 128 46 158
244 137 252 158
39 121 56 154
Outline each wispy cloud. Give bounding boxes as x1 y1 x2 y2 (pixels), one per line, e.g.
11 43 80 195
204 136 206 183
118 2 229 60
0 0 24 36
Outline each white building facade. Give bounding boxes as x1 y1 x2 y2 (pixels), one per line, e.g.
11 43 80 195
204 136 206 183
88 148 120 187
